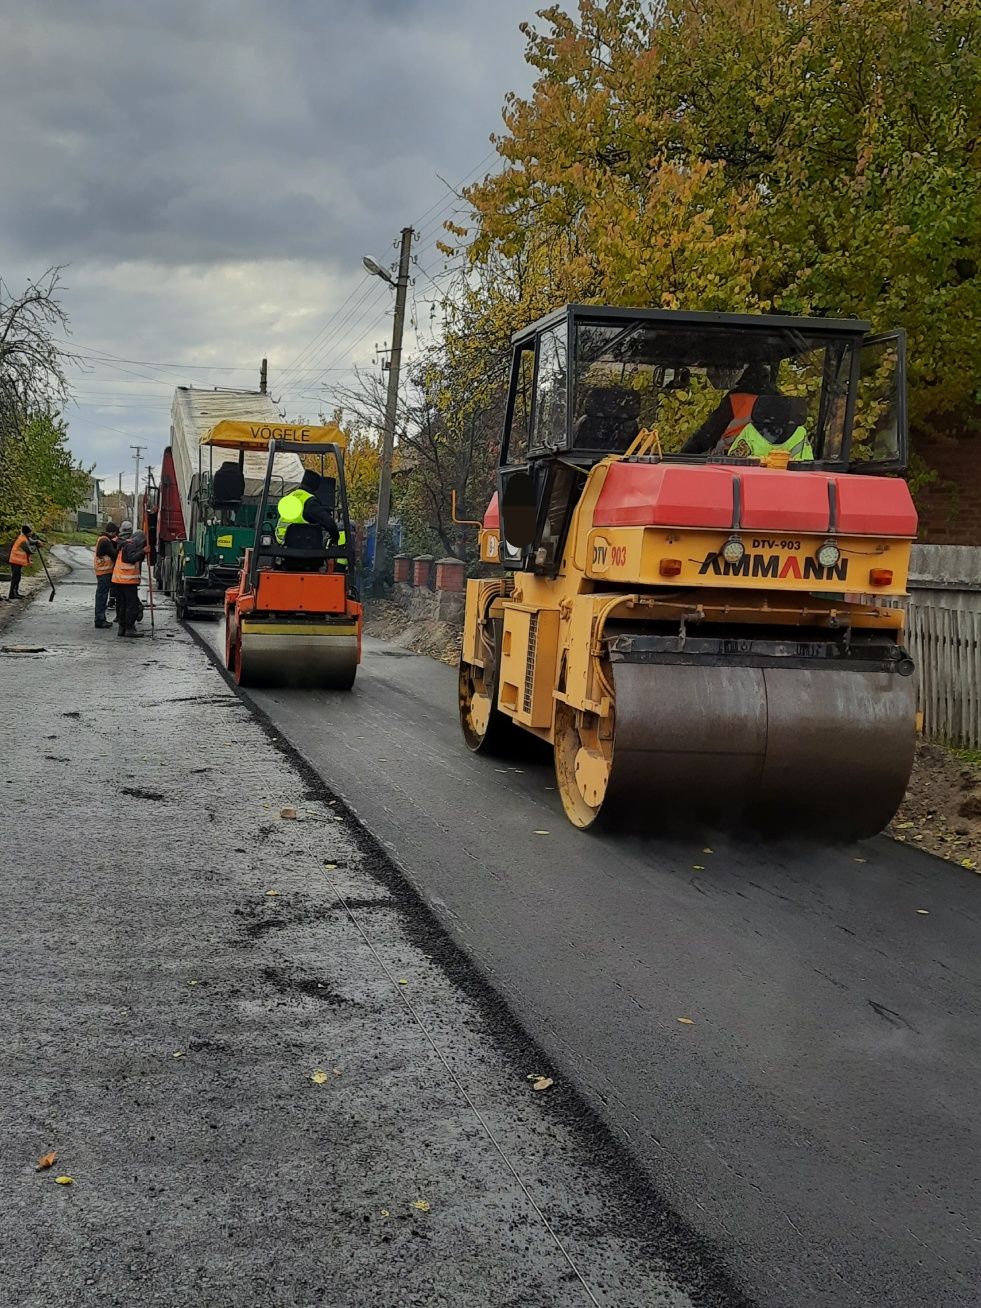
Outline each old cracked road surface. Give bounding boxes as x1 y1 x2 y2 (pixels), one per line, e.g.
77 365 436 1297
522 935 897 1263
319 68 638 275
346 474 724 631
192 616 981 1308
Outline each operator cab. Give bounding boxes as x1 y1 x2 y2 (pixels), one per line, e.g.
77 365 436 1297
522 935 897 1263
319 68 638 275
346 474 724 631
498 305 907 574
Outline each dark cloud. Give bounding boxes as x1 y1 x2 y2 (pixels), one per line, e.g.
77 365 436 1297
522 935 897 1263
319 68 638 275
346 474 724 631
0 0 537 476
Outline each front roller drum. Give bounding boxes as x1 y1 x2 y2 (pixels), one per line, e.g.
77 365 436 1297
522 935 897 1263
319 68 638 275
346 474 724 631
554 663 916 840
237 624 359 690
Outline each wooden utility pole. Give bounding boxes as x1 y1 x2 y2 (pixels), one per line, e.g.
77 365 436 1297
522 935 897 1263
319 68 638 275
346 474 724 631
260 357 268 394
374 226 413 585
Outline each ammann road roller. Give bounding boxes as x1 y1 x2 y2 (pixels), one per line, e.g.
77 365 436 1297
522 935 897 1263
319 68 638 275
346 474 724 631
224 433 362 689
459 305 918 837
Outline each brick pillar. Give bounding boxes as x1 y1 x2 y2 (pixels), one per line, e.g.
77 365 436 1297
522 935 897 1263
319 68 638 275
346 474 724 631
411 555 433 588
393 553 411 584
435 557 465 592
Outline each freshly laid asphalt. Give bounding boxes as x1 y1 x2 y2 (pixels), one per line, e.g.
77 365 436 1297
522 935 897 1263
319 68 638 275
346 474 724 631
192 615 981 1308
1 549 747 1308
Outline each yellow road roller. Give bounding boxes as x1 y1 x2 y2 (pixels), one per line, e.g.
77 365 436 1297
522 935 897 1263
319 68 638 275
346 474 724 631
458 305 918 837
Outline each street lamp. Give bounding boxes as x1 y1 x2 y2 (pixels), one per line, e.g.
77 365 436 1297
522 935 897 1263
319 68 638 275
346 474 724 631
362 255 396 286
362 228 413 588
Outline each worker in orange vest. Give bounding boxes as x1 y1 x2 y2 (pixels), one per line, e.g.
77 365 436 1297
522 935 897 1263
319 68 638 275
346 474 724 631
93 522 119 628
111 527 146 637
7 523 39 600
682 363 779 455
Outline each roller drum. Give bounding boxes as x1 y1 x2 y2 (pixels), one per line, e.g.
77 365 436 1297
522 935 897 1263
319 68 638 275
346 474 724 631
601 662 916 838
238 627 358 690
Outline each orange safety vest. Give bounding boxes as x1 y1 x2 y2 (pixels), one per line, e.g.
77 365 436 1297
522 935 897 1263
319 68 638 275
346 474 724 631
8 533 32 567
719 393 757 445
112 547 141 585
94 535 115 576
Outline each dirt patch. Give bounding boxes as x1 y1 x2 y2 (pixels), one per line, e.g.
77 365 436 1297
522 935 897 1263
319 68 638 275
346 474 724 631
887 742 981 871
364 598 461 667
261 964 353 1008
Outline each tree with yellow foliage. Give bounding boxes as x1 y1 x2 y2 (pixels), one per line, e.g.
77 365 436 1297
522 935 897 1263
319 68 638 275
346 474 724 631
456 0 979 439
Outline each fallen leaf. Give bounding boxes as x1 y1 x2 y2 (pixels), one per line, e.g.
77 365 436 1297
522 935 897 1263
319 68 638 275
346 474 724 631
413 1199 430 1212
532 1076 554 1092
692 864 705 871
380 1208 390 1218
854 857 867 863
916 909 930 915
54 1176 73 1185
962 859 977 870
896 822 914 830
311 1070 329 1085
397 979 408 986
534 830 550 836
676 1017 695 1025
265 889 280 897
36 1150 57 1171
173 1051 184 1059
324 862 337 870
280 807 297 819
189 980 200 987
702 848 713 854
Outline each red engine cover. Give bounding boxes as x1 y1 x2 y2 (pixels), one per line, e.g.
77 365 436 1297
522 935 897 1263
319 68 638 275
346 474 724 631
592 463 917 537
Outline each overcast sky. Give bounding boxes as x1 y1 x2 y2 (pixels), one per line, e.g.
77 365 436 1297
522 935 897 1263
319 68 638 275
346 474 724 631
0 0 536 490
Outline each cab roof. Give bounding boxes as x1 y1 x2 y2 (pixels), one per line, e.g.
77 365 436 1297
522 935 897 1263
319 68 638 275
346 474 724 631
511 304 872 348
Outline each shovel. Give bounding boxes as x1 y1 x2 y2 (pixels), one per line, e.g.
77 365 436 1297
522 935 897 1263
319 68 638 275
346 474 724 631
35 548 56 602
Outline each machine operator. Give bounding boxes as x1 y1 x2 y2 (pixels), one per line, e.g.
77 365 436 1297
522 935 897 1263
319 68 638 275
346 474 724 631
682 362 813 461
275 469 346 563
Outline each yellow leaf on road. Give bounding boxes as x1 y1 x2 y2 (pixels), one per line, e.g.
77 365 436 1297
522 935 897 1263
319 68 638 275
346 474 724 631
397 979 408 986
311 1070 329 1085
265 889 280 897
54 1176 73 1185
692 865 705 871
534 830 550 836
702 848 713 854
36 1150 57 1171
916 909 930 915
677 1017 695 1025
962 859 977 870
413 1199 430 1212
532 1076 554 1091
380 1209 390 1217
173 1051 184 1059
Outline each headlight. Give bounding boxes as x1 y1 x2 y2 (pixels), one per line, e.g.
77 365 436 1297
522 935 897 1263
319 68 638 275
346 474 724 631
817 539 840 568
722 535 745 565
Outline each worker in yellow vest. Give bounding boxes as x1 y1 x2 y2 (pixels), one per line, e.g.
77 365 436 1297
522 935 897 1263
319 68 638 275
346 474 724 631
112 527 146 638
93 522 119 628
275 469 346 566
7 523 38 600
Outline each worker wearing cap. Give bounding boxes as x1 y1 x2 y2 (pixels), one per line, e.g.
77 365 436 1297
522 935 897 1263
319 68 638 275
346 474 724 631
112 527 146 637
93 522 119 628
275 469 346 564
7 523 38 600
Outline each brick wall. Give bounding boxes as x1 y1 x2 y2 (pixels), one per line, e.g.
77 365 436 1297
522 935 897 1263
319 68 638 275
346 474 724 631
914 433 981 545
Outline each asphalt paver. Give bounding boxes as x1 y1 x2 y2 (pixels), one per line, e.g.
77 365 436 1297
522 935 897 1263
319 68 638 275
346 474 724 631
0 551 744 1307
192 615 981 1308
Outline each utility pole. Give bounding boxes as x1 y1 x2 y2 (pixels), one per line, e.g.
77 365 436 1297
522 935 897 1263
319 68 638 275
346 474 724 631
130 445 147 525
365 226 412 587
260 357 268 394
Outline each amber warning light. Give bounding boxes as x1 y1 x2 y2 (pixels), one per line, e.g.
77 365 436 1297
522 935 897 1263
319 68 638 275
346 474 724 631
659 558 683 577
869 569 894 587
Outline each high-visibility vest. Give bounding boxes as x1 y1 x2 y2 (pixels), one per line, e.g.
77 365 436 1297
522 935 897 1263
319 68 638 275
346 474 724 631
275 491 346 564
719 393 757 444
112 548 141 585
8 533 32 567
717 394 814 462
275 488 313 543
94 535 115 576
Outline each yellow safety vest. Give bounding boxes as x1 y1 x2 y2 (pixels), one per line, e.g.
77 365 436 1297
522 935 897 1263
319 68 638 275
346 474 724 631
725 423 814 462
276 490 347 565
275 489 312 543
